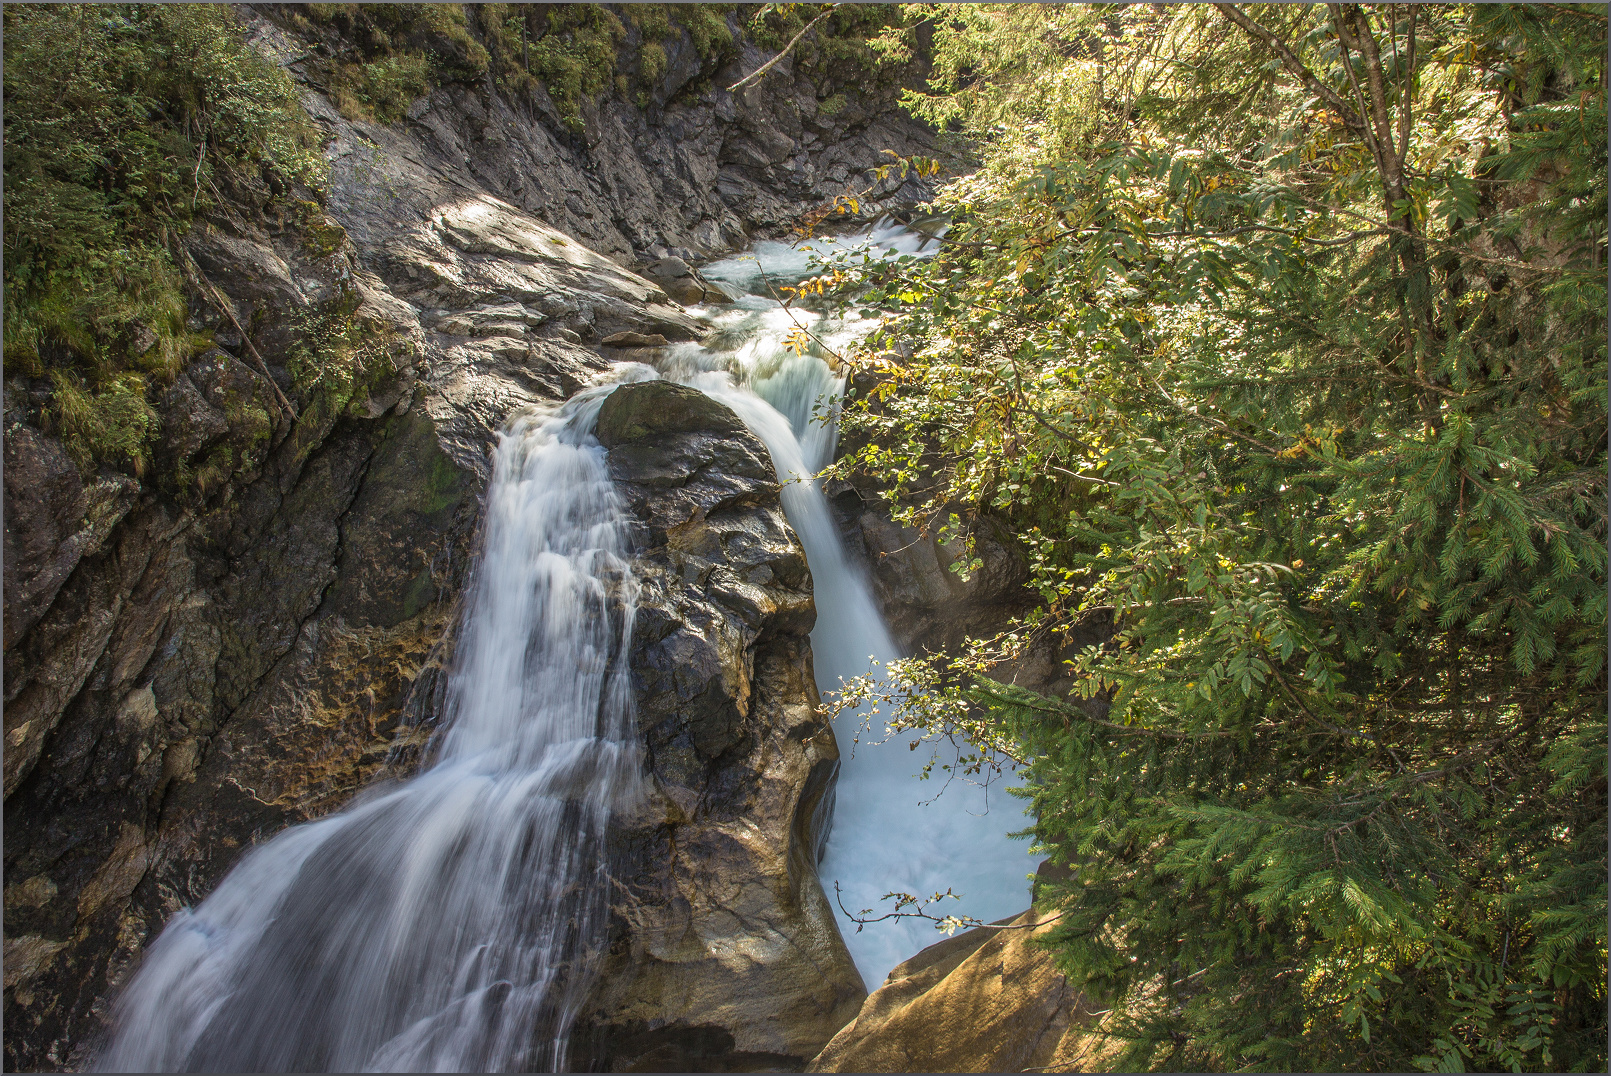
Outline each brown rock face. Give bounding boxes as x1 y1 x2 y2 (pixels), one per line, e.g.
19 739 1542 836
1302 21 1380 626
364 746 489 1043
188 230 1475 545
1 385 481 1070
808 906 1110 1074
570 380 865 1072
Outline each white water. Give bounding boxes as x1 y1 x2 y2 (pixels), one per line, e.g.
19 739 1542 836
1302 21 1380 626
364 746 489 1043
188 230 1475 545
676 223 1034 985
96 380 649 1073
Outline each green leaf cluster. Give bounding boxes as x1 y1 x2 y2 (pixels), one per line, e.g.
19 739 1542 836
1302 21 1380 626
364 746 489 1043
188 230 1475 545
3 3 324 473
301 4 488 122
828 5 1606 1070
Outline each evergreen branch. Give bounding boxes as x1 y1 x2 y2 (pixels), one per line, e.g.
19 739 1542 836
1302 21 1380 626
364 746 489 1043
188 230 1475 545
1211 3 1368 133
969 681 1237 741
1537 3 1608 22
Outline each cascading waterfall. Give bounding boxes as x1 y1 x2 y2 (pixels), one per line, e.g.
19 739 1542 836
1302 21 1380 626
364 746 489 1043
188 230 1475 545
96 382 646 1073
96 221 1029 1074
675 222 1034 986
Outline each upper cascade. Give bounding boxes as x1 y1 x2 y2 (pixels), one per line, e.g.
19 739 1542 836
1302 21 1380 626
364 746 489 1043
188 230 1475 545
659 222 1036 985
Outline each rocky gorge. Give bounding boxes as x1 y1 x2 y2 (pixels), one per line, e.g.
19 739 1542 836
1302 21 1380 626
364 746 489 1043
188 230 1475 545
3 6 1096 1071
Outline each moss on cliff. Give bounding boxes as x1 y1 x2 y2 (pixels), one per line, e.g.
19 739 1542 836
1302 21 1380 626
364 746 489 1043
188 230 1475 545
3 4 323 475
286 292 398 414
303 4 488 121
292 3 906 137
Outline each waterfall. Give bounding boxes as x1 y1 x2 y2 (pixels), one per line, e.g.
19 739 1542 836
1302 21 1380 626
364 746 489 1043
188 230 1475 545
95 222 1031 1074
96 383 645 1073
678 225 1034 986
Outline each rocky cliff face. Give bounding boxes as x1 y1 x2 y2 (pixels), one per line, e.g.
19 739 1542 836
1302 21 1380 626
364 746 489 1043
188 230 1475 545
3 7 929 1070
573 381 863 1072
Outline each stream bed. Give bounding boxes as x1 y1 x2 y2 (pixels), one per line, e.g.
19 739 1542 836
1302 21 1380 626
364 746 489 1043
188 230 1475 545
93 225 1033 1072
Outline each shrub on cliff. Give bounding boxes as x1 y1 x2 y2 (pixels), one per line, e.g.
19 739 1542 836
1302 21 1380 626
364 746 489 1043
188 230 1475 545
3 4 323 472
827 5 1606 1071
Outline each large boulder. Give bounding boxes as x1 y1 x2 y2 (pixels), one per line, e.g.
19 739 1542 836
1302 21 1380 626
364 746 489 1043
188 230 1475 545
569 379 864 1072
597 379 747 443
808 903 1114 1073
641 257 728 306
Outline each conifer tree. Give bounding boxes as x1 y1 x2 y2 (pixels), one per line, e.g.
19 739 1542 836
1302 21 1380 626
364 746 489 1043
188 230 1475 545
827 5 1607 1070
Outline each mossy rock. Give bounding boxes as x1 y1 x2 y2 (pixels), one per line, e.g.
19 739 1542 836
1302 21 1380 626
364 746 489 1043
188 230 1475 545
594 380 746 447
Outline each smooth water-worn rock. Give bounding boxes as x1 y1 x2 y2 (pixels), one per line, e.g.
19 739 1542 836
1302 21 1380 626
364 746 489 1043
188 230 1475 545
571 380 865 1073
807 901 1113 1074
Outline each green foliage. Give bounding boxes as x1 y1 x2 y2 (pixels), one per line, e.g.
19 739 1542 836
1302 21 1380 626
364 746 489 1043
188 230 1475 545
3 3 323 473
328 51 433 124
675 4 736 62
304 4 488 120
525 4 626 132
817 91 847 116
627 4 676 45
476 4 735 117
826 4 1607 1070
48 370 161 475
286 291 397 413
746 3 910 85
638 42 668 105
308 3 488 83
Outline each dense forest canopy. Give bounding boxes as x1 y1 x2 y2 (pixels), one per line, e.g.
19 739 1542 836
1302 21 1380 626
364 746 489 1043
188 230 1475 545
819 4 1607 1072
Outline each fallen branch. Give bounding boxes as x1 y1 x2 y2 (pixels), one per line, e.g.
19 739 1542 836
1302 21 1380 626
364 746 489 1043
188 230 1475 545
728 5 836 93
179 247 300 420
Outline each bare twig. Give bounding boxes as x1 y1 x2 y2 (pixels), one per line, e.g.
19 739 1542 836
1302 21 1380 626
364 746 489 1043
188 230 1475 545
728 5 837 93
833 881 1065 934
179 247 299 420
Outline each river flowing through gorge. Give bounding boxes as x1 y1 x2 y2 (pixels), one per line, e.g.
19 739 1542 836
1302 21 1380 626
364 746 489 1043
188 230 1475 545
95 225 1030 1072
678 224 1034 984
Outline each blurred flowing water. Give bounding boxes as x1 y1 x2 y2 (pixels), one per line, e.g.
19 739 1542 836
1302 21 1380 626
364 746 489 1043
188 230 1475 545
673 221 1033 985
96 223 1031 1074
97 381 650 1073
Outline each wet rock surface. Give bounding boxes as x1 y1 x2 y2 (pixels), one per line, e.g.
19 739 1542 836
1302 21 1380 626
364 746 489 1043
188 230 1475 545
2 381 479 1069
571 381 864 1073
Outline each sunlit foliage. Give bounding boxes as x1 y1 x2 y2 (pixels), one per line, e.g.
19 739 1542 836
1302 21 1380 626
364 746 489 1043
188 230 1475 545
825 5 1606 1070
3 4 323 471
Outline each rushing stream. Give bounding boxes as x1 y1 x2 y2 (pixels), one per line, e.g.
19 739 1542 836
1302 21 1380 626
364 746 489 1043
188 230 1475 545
97 224 1030 1072
98 388 646 1072
677 223 1033 985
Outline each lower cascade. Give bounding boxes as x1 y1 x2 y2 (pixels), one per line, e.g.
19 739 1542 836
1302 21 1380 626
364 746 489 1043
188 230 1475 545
97 390 644 1072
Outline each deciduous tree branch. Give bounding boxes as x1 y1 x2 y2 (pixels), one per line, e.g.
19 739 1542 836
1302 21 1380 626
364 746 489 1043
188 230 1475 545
728 5 837 93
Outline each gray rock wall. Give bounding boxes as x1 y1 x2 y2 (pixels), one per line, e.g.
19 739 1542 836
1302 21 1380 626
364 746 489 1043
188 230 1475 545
575 381 864 1072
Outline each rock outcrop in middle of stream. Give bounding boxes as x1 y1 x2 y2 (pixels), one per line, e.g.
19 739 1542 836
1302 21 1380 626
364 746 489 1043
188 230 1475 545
569 381 865 1071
